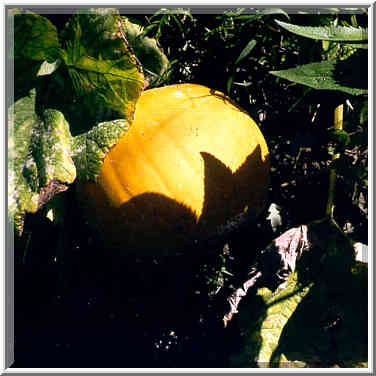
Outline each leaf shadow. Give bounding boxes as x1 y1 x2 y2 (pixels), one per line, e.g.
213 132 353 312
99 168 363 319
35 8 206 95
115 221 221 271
83 143 269 256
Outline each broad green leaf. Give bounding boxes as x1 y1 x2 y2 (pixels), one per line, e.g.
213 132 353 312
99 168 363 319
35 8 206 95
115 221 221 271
270 54 367 96
230 273 313 368
8 90 40 234
122 17 169 86
230 218 357 367
270 262 368 367
8 90 76 235
72 119 130 181
32 109 76 187
252 274 314 367
275 20 368 48
10 11 60 101
48 8 145 134
13 13 59 61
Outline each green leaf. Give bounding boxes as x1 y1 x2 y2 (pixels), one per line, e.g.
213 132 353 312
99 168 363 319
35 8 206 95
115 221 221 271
257 8 290 19
235 39 257 65
228 39 257 93
32 109 76 187
8 90 40 233
270 262 368 367
13 13 59 61
8 90 76 235
230 218 357 367
72 119 130 181
230 274 313 368
49 8 144 134
270 54 367 96
275 20 368 48
122 17 169 86
150 8 193 19
224 8 290 22
10 11 60 100
257 275 314 367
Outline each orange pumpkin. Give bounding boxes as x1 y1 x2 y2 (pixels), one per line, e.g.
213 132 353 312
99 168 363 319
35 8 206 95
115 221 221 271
79 84 269 255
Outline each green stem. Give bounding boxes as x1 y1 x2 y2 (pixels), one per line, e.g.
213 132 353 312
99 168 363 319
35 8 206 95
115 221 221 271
326 104 343 218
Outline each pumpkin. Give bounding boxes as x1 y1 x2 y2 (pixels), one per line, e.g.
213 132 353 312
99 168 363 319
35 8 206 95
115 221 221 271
79 84 269 255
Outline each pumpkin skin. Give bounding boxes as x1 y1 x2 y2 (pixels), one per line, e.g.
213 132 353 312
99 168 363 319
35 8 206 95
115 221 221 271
80 84 269 255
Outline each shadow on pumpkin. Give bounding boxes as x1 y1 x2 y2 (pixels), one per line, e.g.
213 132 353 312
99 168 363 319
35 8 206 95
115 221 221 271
84 144 269 256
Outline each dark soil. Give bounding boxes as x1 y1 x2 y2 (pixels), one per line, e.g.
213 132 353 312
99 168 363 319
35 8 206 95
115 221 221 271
13 201 269 368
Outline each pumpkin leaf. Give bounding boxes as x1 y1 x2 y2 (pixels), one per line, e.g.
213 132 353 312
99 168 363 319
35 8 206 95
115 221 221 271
226 218 357 367
8 90 76 235
72 119 130 181
13 13 59 62
275 20 368 48
270 53 367 96
9 10 60 101
121 16 169 86
254 273 314 367
268 262 368 368
39 7 144 135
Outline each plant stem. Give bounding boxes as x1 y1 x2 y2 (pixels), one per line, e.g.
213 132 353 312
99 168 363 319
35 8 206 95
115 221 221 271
326 104 343 218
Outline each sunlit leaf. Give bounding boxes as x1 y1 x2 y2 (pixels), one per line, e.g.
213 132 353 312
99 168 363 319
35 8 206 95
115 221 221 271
270 54 367 96
37 59 61 76
270 262 367 367
8 90 76 235
227 218 358 367
275 20 368 48
44 8 145 134
72 119 130 181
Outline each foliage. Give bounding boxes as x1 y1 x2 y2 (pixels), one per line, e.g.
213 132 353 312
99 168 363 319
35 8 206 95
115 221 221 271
232 259 367 367
10 7 368 368
270 20 368 95
121 17 169 86
275 20 367 45
8 90 76 234
8 8 167 234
